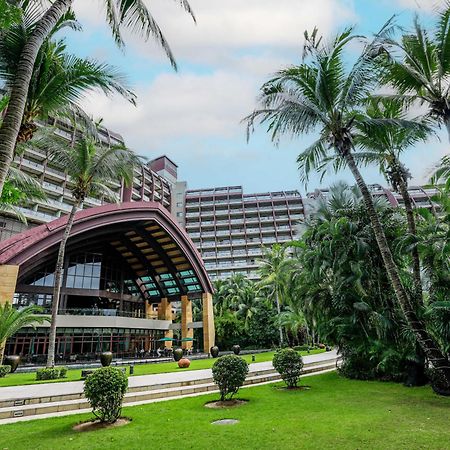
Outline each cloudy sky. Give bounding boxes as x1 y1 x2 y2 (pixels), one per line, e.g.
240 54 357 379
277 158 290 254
66 0 448 195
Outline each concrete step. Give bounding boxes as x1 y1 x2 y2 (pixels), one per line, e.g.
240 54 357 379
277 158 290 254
0 366 279 409
0 360 337 420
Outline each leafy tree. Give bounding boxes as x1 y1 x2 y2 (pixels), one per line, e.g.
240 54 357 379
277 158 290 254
0 303 48 364
246 25 450 388
353 98 431 306
45 133 140 367
291 183 418 381
380 4 450 141
0 0 195 198
0 0 21 29
258 244 292 346
0 6 135 145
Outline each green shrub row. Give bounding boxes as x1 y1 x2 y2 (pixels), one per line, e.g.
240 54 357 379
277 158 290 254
0 365 11 378
36 366 68 380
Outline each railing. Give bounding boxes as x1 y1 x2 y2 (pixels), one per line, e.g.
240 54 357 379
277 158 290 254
57 308 145 318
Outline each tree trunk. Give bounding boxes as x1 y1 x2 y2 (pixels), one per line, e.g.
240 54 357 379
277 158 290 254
0 0 72 196
46 200 80 367
275 290 284 347
397 177 423 308
344 151 450 387
0 343 5 365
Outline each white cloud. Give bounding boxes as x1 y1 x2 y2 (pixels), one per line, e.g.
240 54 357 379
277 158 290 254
395 0 445 12
73 0 356 65
81 70 255 153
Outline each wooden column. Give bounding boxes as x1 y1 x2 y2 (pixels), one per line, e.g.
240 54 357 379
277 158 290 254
181 295 193 350
0 265 19 305
202 292 215 353
157 298 173 348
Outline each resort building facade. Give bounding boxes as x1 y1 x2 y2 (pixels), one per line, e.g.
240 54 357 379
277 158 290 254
184 186 306 281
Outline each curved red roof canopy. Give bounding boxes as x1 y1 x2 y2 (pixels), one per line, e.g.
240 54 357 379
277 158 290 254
0 202 213 298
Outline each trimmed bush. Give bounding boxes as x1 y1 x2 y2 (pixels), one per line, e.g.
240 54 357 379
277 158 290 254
36 366 68 380
212 354 249 401
0 365 11 378
273 348 304 388
84 366 128 423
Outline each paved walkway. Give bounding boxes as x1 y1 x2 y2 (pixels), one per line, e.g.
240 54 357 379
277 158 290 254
0 350 337 402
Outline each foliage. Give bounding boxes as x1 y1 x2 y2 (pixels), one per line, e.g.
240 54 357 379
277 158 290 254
272 348 304 388
0 0 21 30
212 355 249 401
0 4 135 144
288 183 419 382
84 367 128 423
0 303 48 364
0 365 11 378
36 367 67 381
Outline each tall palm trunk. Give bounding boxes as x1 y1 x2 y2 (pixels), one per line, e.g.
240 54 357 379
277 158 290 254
275 290 284 347
343 148 450 386
396 177 423 307
0 0 72 195
46 199 80 367
0 342 5 365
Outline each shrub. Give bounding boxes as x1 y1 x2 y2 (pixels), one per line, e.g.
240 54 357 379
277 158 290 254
212 354 249 401
36 367 67 380
0 365 11 378
84 366 128 423
273 348 304 388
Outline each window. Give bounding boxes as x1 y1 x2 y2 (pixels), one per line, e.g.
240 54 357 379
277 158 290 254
176 202 183 207
176 212 183 217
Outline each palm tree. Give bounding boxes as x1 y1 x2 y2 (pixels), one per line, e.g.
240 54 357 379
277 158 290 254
0 0 195 196
45 134 140 367
0 7 135 145
258 244 291 346
0 303 48 364
380 5 450 141
280 303 306 346
353 98 431 306
0 166 47 222
246 26 450 387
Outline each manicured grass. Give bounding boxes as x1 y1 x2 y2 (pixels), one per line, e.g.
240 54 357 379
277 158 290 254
1 371 449 449
0 349 325 387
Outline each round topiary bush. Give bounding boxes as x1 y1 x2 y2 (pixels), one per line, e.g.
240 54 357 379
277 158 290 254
212 355 249 401
273 348 304 388
84 366 128 423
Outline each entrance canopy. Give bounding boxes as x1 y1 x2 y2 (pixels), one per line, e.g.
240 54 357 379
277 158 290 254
0 202 213 300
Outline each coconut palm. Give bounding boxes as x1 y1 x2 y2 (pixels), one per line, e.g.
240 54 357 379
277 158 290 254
0 7 135 145
353 98 432 306
0 0 195 196
380 4 450 141
246 26 450 388
45 134 140 367
430 155 450 185
0 303 48 364
0 166 47 222
258 244 292 346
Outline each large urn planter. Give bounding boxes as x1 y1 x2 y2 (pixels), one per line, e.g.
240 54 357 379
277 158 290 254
100 351 113 367
178 358 191 368
232 345 241 355
210 346 220 358
173 348 184 362
4 355 20 373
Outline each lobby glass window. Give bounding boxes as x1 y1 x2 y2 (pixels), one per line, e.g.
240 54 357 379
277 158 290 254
66 253 101 290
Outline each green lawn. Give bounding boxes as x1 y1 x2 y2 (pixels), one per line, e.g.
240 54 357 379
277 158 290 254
0 349 325 387
1 372 449 449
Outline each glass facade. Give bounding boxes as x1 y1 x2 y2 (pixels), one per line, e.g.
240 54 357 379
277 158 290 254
5 327 164 362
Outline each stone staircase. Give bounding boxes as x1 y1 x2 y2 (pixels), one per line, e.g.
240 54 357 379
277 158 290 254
0 355 339 423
